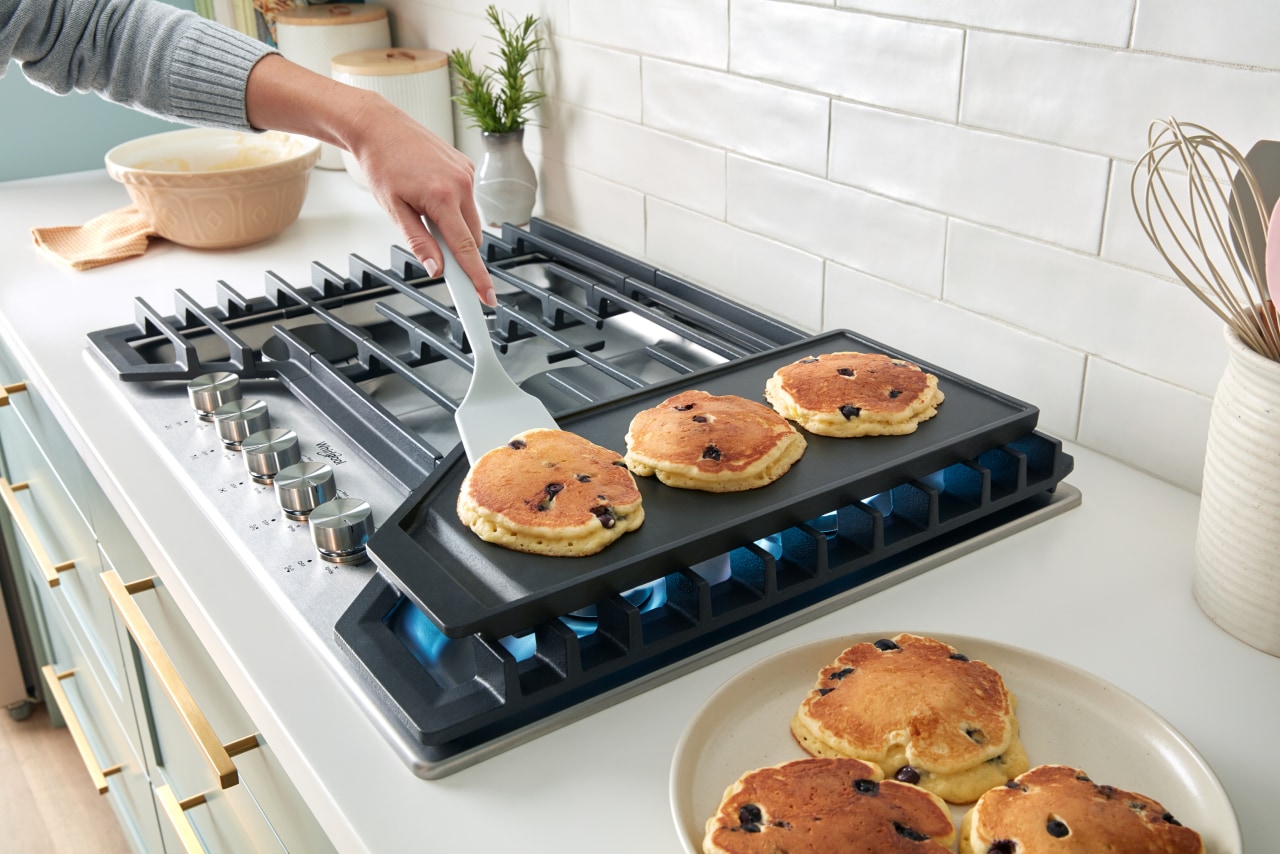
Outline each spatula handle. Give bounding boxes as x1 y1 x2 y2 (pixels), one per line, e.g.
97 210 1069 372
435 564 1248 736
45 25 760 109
424 218 499 372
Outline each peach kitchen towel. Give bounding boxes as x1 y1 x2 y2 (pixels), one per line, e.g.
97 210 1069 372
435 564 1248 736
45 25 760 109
30 205 158 271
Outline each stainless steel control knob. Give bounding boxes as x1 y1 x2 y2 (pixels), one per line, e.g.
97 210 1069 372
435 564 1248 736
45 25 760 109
275 461 336 521
212 399 270 449
241 428 301 484
310 498 375 564
187 372 241 421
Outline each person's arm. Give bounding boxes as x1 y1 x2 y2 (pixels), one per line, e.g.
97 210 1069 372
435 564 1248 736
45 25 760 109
1 0 270 130
244 54 494 304
2 0 494 303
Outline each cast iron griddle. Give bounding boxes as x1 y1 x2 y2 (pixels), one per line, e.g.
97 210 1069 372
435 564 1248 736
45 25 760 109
368 330 1040 638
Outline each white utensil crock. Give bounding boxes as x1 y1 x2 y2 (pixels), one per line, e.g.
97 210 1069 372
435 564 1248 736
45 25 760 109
1194 325 1280 656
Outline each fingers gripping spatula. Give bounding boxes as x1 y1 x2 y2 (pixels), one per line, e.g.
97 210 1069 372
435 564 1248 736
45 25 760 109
426 219 558 464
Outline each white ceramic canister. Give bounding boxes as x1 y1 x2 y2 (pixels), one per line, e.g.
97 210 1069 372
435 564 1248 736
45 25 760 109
329 48 456 190
274 4 391 170
1194 325 1280 657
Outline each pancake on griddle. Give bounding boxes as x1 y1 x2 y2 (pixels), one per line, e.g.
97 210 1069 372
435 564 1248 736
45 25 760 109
457 428 644 557
959 765 1204 854
791 633 1029 804
764 352 943 437
624 390 806 492
703 757 954 854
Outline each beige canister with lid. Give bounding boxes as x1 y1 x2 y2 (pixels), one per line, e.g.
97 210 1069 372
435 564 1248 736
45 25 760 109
275 4 392 170
329 48 455 189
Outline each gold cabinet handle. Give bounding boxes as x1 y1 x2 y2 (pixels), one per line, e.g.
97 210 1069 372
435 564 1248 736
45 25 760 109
101 570 259 789
156 784 209 853
0 381 26 407
39 665 123 794
0 477 76 587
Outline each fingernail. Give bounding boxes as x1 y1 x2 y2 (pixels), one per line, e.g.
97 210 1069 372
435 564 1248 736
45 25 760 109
425 258 439 278
482 287 497 307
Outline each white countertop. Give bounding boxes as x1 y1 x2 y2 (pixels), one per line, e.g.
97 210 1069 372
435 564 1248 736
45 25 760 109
1 169 1276 853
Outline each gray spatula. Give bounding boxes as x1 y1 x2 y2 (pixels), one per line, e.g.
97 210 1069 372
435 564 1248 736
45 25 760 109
426 218 558 464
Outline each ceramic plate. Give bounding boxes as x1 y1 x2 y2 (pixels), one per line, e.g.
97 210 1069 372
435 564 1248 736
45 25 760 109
670 632 1241 853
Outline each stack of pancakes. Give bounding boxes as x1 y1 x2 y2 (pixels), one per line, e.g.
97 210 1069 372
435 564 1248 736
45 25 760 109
702 634 1204 852
790 633 1029 805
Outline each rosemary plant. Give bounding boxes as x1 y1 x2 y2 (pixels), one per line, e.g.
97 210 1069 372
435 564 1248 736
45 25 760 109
450 6 545 134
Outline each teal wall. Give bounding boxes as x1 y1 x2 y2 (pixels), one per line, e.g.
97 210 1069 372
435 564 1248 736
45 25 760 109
0 0 203 182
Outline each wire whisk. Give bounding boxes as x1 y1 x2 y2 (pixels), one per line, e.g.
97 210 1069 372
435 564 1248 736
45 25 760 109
1131 118 1280 361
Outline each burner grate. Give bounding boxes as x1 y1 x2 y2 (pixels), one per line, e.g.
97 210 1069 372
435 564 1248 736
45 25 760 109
87 219 806 493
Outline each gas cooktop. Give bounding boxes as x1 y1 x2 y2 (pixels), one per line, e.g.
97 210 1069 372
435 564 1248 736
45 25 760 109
86 219 1079 777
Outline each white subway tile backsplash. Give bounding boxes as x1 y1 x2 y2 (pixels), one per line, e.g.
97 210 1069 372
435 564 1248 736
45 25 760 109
1102 161 1245 283
534 101 725 218
534 158 646 257
392 0 1276 483
545 40 642 122
646 198 825 331
1101 160 1175 277
824 263 1085 438
385 1 480 48
412 0 568 17
1132 0 1280 71
567 0 728 69
730 0 962 120
829 103 1110 252
1078 357 1214 492
945 221 1228 396
833 0 1135 46
728 156 947 295
642 60 830 175
962 32 1280 162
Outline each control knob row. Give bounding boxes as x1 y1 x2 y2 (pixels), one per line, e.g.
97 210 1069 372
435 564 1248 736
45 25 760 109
186 373 374 564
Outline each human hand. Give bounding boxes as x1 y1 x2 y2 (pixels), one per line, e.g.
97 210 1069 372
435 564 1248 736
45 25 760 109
345 97 497 306
244 55 497 305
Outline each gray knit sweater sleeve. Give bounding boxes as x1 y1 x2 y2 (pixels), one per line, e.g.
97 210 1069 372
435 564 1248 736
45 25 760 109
0 0 276 131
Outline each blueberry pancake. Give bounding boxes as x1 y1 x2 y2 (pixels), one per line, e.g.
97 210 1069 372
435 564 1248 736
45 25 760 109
457 428 644 557
791 633 1029 804
703 758 954 854
764 352 943 437
624 390 806 492
959 765 1204 854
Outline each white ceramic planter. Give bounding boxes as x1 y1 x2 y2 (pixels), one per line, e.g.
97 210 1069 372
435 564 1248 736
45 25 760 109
475 129 537 228
1194 325 1280 656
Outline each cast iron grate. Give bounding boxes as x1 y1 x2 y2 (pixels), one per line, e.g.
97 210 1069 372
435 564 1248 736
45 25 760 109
86 219 806 491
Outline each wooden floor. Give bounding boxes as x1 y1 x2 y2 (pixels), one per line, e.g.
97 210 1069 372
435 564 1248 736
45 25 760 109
0 702 132 853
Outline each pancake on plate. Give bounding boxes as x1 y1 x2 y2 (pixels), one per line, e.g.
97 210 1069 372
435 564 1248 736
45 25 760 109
624 390 806 492
764 352 943 437
457 428 644 557
703 757 954 854
959 764 1204 854
791 633 1029 804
